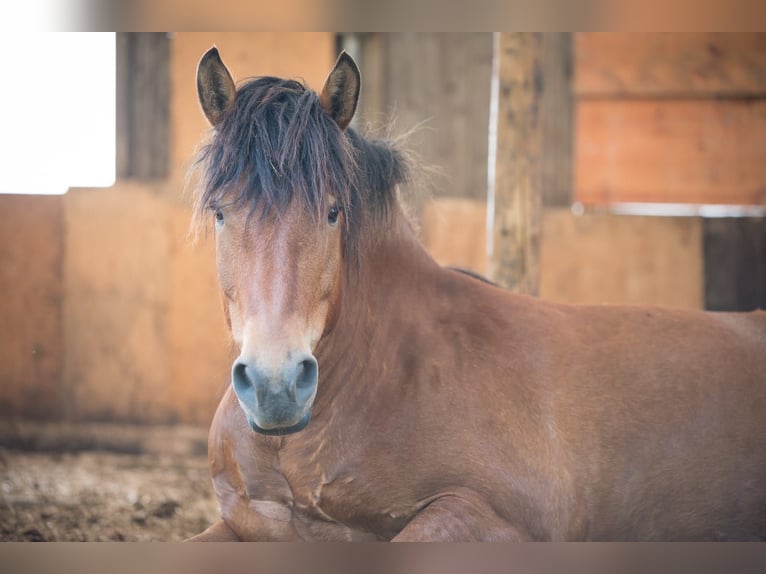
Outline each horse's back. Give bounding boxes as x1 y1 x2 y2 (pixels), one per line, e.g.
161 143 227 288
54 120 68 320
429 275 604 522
544 304 766 540
441 271 766 539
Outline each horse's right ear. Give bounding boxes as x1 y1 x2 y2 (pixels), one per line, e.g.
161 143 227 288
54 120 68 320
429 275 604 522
197 47 237 127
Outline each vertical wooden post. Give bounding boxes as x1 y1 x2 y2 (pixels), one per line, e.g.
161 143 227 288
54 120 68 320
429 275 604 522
116 33 170 180
487 33 543 294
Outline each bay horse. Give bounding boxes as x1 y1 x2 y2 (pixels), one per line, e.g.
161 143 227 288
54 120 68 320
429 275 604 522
189 46 766 541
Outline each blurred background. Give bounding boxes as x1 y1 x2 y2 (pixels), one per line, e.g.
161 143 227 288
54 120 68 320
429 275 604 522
0 33 764 540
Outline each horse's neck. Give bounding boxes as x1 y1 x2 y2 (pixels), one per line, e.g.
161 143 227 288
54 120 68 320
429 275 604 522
357 210 438 313
314 210 438 397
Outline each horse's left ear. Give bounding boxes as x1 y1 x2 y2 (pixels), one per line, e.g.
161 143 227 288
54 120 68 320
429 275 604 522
319 51 360 131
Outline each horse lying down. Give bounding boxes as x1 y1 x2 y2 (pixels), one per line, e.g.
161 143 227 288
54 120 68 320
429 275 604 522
188 46 766 541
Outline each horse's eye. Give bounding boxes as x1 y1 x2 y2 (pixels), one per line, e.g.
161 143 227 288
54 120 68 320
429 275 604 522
214 209 224 225
327 205 340 227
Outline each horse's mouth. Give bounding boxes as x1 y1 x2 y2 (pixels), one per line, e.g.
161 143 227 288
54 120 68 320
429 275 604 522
246 411 312 436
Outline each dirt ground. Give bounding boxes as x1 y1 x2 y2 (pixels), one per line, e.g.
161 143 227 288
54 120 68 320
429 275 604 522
0 422 219 542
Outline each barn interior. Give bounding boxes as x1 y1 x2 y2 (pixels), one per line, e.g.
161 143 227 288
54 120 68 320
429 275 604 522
1 33 764 541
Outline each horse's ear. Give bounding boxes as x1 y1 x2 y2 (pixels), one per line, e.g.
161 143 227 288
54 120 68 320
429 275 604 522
197 46 237 127
319 51 360 131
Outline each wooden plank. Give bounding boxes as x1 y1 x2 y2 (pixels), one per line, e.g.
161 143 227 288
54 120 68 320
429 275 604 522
0 195 64 420
383 33 493 204
422 198 488 276
488 33 543 294
131 33 170 179
575 33 766 97
540 209 703 309
703 217 766 311
116 33 170 180
575 99 766 206
63 184 172 424
542 33 574 207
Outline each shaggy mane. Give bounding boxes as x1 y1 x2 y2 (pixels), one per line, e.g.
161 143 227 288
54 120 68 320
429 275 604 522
191 76 409 261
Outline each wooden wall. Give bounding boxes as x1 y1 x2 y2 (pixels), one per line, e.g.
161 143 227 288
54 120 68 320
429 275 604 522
574 33 766 310
575 33 766 206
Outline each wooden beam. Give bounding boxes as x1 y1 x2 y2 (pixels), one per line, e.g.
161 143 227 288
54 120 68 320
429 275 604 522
487 33 544 294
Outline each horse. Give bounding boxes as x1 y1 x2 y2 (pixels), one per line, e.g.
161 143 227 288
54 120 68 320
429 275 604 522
188 46 766 541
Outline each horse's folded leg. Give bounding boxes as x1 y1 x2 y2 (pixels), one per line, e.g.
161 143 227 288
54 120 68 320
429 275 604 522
185 519 241 541
391 489 529 542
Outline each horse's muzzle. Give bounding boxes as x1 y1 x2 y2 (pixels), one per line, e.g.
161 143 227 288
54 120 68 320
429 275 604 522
231 355 318 434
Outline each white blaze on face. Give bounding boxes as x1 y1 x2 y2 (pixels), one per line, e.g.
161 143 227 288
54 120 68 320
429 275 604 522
215 197 343 382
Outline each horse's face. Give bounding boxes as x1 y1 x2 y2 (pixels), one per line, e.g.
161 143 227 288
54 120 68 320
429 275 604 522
197 47 360 434
212 197 344 434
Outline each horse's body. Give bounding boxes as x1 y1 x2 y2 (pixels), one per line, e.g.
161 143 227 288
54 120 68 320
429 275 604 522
189 47 766 541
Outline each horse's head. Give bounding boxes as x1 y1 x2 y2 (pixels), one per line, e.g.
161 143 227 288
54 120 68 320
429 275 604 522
195 47 360 435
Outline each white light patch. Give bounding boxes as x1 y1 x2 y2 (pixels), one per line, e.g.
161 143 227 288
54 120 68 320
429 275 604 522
0 32 115 195
0 0 77 32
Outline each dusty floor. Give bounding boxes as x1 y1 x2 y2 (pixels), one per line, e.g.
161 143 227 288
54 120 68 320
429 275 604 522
0 423 219 542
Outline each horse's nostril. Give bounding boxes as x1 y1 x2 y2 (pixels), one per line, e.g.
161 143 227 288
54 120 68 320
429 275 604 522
232 362 258 404
296 359 316 389
232 361 248 388
295 357 318 403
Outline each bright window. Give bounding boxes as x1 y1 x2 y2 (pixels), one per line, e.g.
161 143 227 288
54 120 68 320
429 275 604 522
0 33 115 195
